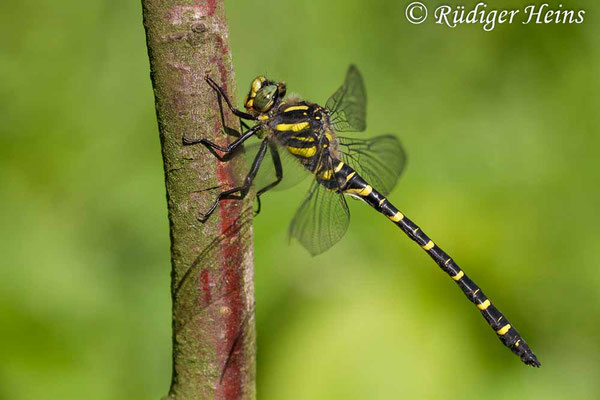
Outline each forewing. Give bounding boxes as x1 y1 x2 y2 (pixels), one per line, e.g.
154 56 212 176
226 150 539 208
325 65 366 133
338 135 406 196
289 167 350 256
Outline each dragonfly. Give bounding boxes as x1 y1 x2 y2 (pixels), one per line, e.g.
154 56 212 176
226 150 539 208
183 65 540 367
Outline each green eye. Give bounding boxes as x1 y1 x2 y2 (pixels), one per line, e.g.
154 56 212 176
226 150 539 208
253 85 277 112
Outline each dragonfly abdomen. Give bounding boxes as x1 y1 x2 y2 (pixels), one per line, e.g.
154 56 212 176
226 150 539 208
333 160 541 367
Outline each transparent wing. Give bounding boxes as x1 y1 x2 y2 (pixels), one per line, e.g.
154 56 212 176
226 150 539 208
325 65 367 133
243 140 310 192
338 135 406 196
289 158 350 256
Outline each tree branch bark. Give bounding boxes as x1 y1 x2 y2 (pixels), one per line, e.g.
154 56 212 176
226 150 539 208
142 1 256 399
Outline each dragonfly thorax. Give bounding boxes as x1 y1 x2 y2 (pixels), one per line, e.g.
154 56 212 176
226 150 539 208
265 100 340 172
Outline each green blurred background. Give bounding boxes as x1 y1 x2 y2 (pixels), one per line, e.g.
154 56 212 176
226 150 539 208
2 0 599 398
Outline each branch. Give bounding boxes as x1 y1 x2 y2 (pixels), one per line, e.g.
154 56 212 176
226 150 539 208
142 1 256 399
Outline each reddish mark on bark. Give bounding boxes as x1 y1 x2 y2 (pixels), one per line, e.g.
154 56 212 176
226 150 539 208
214 174 245 400
207 0 217 16
191 0 217 16
211 34 246 398
199 269 212 306
212 27 229 56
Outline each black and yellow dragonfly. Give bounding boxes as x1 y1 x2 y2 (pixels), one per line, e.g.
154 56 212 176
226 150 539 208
183 65 540 367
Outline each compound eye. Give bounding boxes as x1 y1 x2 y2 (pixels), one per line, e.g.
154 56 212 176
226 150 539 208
253 85 277 112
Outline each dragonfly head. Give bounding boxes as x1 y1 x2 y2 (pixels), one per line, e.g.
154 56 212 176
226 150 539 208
244 76 286 115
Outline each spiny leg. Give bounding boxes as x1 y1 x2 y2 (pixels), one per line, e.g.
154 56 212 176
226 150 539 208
197 138 269 222
335 160 540 367
240 119 251 131
210 80 252 139
237 119 252 142
205 76 257 121
254 141 283 216
183 124 260 161
182 76 257 156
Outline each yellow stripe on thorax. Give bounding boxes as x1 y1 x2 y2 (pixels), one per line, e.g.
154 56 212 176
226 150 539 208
283 105 309 112
276 122 310 132
287 145 317 158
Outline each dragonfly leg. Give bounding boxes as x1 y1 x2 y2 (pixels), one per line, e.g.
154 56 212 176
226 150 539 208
240 119 251 130
254 141 283 216
205 76 257 121
183 124 260 161
198 138 269 222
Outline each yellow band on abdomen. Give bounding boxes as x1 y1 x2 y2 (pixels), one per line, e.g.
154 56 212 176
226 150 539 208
497 324 511 335
388 211 404 222
345 185 372 196
477 299 491 310
451 271 464 281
